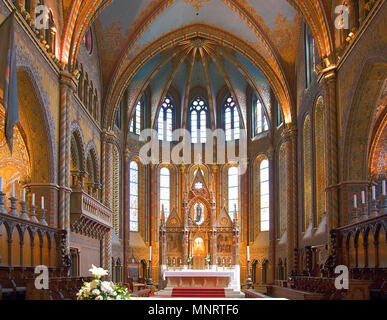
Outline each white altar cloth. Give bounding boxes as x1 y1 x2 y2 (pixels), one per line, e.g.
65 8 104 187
163 270 235 280
162 267 240 291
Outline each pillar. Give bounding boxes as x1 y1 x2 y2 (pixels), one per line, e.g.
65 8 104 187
59 71 76 251
323 69 340 236
267 146 276 282
281 125 298 277
102 132 115 209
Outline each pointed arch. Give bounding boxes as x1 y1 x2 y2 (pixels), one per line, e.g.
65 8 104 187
70 123 86 172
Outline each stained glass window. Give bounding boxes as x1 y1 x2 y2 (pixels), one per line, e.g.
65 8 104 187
260 159 270 231
276 99 283 127
228 166 239 220
116 100 122 129
305 24 316 88
223 96 240 141
160 167 170 219
190 97 208 143
254 98 269 136
129 100 142 135
129 161 139 232
157 97 174 141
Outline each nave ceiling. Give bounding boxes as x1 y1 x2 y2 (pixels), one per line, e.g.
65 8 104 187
59 0 335 129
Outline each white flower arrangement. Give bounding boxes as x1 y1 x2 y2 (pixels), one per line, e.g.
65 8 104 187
76 265 130 301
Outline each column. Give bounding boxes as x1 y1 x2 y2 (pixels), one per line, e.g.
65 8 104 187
102 133 115 209
281 125 298 277
322 69 339 235
104 230 112 279
267 146 276 282
59 71 76 251
178 164 187 218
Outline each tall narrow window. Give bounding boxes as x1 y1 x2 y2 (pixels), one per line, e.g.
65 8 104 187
260 159 270 231
305 24 316 88
129 100 142 135
276 99 283 127
115 100 122 129
303 116 312 231
228 167 239 220
129 161 139 232
190 97 208 143
223 96 240 141
315 97 326 226
254 98 268 136
157 97 174 141
160 167 170 220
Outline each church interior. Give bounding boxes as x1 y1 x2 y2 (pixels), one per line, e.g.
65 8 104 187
0 0 386 300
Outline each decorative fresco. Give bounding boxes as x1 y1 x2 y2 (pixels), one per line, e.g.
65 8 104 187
0 107 31 200
94 0 301 95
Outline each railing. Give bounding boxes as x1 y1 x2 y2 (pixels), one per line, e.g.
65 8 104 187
70 191 112 228
244 289 270 298
8 0 61 67
0 208 70 269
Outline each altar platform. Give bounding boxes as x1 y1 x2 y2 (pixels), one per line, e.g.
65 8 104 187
161 266 241 291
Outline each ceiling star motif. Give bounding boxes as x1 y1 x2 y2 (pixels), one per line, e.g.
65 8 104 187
184 0 210 11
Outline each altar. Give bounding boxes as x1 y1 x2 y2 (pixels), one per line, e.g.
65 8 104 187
162 268 241 291
158 168 241 291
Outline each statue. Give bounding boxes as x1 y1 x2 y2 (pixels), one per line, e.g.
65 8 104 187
194 204 202 224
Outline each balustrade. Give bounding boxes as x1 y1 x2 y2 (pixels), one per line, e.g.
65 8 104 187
11 0 60 65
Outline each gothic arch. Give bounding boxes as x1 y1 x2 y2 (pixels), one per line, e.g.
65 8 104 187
342 61 387 181
85 141 100 183
15 69 55 184
70 123 86 172
103 24 293 131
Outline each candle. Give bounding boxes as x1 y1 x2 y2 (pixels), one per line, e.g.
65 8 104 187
354 194 357 209
12 183 15 197
361 191 366 204
0 177 2 192
383 180 386 196
32 193 35 206
247 246 250 262
23 188 26 202
149 246 152 262
372 186 376 201
41 196 44 210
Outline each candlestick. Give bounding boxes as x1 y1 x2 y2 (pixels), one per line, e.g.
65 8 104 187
9 195 18 217
361 191 366 204
372 186 376 201
354 194 357 208
20 196 30 221
383 180 386 196
247 246 250 262
149 246 152 262
30 197 38 223
41 196 44 210
0 187 7 215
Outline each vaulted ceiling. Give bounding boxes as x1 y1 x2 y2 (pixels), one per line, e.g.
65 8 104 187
60 0 335 128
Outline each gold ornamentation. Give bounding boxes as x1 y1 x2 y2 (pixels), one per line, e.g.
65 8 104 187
183 0 210 11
